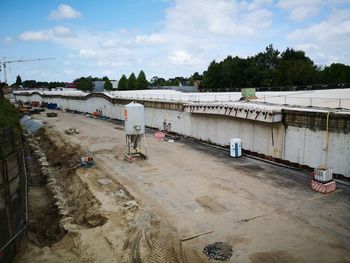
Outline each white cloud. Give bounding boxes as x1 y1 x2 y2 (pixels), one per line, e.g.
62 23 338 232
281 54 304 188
277 0 323 21
168 50 192 64
79 49 100 59
100 39 124 48
64 69 75 74
53 26 77 38
246 0 273 10
135 34 167 45
242 8 273 29
164 0 272 38
2 36 14 44
19 30 51 41
287 9 350 64
118 28 129 34
48 4 81 20
19 26 77 42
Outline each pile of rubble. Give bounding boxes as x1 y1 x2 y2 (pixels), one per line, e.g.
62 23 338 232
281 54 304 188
64 127 80 135
203 242 233 261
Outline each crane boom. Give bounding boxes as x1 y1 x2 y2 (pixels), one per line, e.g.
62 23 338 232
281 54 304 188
1 57 55 84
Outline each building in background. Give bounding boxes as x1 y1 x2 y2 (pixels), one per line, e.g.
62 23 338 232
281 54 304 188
65 83 77 89
93 81 105 92
111 81 119 90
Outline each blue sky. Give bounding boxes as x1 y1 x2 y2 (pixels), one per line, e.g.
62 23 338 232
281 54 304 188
1 0 350 83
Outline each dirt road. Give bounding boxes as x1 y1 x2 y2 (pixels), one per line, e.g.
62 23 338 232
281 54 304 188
16 111 350 262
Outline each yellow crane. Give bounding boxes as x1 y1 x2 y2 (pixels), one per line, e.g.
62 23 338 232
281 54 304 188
1 57 55 84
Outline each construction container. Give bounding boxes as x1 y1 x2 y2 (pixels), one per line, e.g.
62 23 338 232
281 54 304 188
230 138 242 158
47 103 57 109
241 88 256 97
124 102 145 135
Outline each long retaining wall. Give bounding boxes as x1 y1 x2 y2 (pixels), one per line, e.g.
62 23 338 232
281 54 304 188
14 92 350 178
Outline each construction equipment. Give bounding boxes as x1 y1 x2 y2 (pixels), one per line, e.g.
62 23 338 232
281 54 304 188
1 57 55 84
124 102 148 161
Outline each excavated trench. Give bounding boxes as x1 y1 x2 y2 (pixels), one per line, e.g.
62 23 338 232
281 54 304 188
17 126 207 263
25 131 65 247
24 129 107 248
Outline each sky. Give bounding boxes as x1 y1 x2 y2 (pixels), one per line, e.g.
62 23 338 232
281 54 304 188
1 0 350 83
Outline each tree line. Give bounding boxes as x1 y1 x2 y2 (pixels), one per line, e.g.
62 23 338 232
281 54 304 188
11 75 67 89
201 44 350 91
118 70 148 90
8 44 350 92
73 76 113 92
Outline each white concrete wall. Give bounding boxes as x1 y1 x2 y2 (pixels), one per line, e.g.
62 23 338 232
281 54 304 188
285 126 350 177
14 93 349 177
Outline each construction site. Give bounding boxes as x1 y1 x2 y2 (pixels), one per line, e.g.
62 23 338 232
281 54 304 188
0 86 348 263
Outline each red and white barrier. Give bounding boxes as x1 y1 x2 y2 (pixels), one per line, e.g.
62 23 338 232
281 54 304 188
311 180 336 194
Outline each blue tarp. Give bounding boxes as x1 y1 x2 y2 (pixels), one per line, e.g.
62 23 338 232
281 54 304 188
20 116 43 134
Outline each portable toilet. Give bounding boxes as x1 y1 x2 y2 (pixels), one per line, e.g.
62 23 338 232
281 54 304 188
230 138 242 158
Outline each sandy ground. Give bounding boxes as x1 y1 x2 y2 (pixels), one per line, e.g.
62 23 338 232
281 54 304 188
15 111 350 262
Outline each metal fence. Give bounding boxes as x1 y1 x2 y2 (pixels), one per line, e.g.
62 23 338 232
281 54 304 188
0 127 27 263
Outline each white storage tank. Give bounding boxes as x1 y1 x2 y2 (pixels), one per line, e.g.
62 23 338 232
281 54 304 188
124 102 145 135
230 138 242 158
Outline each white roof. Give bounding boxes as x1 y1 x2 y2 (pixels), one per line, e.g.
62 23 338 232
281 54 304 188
13 88 350 112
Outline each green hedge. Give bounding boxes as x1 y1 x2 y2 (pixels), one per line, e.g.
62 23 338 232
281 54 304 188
0 99 20 128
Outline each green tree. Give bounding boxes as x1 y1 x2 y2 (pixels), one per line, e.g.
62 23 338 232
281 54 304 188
150 76 166 86
118 75 128 90
22 80 37 88
321 63 350 83
74 77 93 92
253 44 280 86
128 73 137 90
103 76 113 90
202 60 222 91
15 75 22 87
192 72 203 80
274 48 317 86
136 70 149 90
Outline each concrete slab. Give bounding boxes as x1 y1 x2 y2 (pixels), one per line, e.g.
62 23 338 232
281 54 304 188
34 111 350 262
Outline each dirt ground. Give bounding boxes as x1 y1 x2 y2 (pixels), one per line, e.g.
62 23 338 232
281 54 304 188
15 111 350 263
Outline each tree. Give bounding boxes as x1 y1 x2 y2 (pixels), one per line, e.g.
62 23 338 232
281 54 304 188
74 77 93 92
192 72 203 80
202 60 222 91
118 75 128 90
128 73 137 90
103 76 113 90
253 44 280 86
274 48 317 86
321 63 350 83
136 70 148 90
150 76 166 87
16 75 22 87
22 80 37 88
